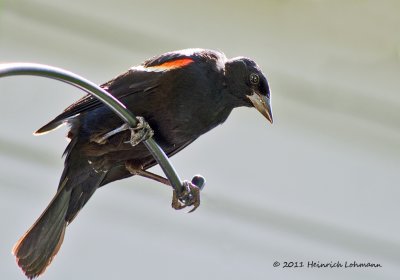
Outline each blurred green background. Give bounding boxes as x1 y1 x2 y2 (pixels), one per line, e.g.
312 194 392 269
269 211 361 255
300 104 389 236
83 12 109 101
1 0 399 279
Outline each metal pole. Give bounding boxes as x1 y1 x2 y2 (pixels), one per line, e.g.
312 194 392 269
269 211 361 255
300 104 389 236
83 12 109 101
0 63 184 194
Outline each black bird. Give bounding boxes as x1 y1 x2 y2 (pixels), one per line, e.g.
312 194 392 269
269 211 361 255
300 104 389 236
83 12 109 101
13 48 273 278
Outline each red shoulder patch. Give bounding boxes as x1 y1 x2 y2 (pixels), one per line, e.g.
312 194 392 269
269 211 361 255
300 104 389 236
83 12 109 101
145 58 194 72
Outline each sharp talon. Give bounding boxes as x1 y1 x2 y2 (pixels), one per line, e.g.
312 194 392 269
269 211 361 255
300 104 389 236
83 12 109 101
188 203 199 213
126 116 154 146
187 185 200 213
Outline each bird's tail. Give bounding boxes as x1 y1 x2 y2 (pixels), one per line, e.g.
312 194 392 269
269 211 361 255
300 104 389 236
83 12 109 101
12 134 108 279
12 178 71 279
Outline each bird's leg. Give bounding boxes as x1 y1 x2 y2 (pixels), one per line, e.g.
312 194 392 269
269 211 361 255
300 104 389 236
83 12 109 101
92 116 154 146
92 123 130 144
125 161 171 186
125 161 200 212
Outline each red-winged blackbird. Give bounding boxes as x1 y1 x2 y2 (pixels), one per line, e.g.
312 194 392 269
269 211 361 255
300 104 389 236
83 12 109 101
13 48 273 278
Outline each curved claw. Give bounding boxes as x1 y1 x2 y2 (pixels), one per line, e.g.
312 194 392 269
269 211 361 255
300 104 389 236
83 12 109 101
187 192 200 213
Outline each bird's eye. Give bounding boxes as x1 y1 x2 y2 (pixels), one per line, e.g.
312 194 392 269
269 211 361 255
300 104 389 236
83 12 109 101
249 73 259 85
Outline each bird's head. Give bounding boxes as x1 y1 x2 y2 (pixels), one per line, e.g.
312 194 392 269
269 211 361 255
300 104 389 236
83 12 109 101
225 57 273 124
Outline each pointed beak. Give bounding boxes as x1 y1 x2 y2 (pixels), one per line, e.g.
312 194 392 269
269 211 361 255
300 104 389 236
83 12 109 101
247 92 273 124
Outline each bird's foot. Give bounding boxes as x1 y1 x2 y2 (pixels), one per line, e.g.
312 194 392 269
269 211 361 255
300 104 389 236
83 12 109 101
172 181 201 213
125 116 154 146
92 116 153 145
125 161 144 176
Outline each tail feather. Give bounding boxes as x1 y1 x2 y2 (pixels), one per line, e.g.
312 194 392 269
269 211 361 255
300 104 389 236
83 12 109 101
13 161 106 278
13 179 71 279
23 226 66 277
13 134 108 278
34 120 65 135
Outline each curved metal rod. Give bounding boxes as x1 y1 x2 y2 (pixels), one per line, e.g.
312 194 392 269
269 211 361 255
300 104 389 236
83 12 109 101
0 63 185 194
